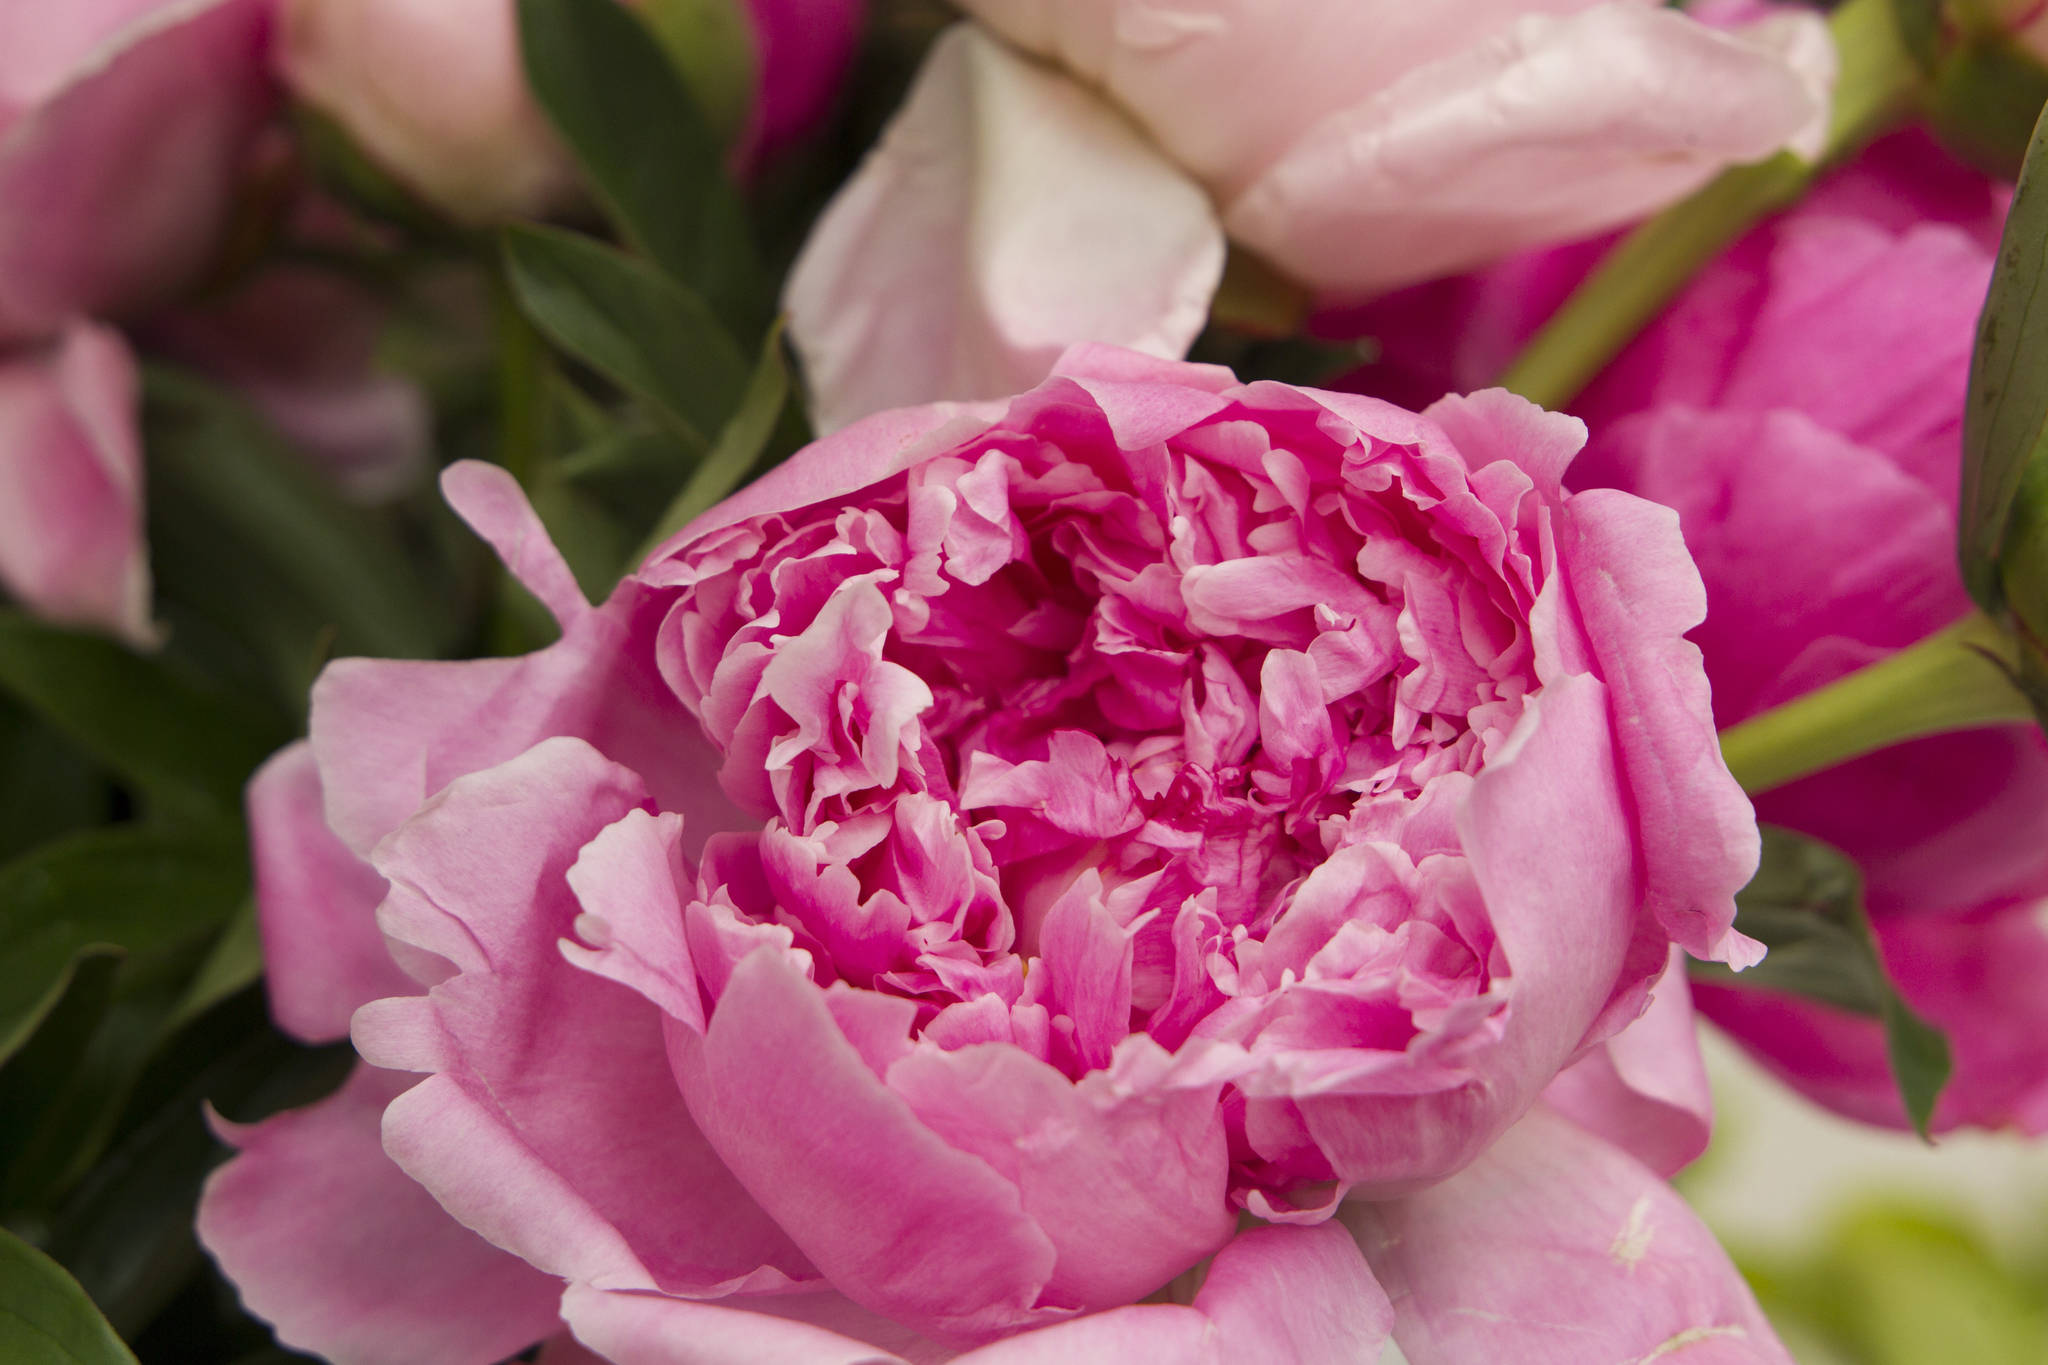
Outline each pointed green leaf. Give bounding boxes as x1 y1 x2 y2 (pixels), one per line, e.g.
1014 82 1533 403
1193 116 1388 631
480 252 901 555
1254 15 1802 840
0 827 247 1069
1961 101 2048 609
515 0 766 335
0 615 278 821
0 1227 136 1364
503 224 749 449
638 320 794 557
1691 825 1952 1137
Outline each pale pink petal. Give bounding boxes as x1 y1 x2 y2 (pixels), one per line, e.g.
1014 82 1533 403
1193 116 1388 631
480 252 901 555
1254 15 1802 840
1543 946 1712 1176
197 1063 564 1365
356 738 810 1295
669 949 1064 1343
561 1282 944 1365
0 0 274 341
948 1307 1210 1364
785 25 1223 432
1223 4 1831 297
0 321 151 645
958 0 1629 195
247 741 411 1044
1344 1105 1792 1364
279 0 574 224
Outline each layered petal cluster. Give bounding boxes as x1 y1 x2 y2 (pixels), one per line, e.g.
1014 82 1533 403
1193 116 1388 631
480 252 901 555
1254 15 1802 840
278 0 863 224
200 350 1780 1363
786 0 1834 429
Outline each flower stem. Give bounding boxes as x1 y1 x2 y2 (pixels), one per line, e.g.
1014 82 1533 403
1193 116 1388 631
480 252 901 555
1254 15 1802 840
1497 0 1922 412
1718 614 2036 794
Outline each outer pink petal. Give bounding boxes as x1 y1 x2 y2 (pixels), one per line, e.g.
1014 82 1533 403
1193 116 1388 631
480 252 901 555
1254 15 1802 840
561 1283 944 1365
948 1307 1211 1364
0 0 274 341
784 25 1223 432
956 0 1623 195
1270 673 1638 1196
1543 946 1713 1176
669 949 1064 1344
1555 485 1760 966
197 1062 563 1365
0 321 151 645
1189 1223 1392 1365
356 738 810 1294
1223 4 1829 296
247 741 412 1044
311 463 753 860
882 1037 1237 1310
1344 1105 1792 1364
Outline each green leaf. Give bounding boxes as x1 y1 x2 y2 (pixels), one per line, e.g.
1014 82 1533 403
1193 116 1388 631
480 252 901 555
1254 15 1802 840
1961 100 2048 610
144 368 450 676
503 224 749 450
0 952 119 1185
0 1227 136 1364
0 614 277 821
0 701 107 865
1691 825 1952 1137
0 826 247 1069
165 902 263 1035
637 0 756 144
638 320 794 557
515 0 766 336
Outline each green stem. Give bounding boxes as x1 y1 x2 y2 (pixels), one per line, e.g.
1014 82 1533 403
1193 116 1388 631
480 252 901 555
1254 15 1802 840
1718 614 2035 794
492 266 548 489
1498 0 1922 411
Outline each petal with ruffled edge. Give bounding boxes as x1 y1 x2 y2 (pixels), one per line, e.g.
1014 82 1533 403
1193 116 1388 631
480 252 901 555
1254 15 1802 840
1222 4 1831 297
957 0 1626 196
1543 946 1712 1176
1344 1105 1792 1364
354 737 812 1296
247 741 411 1044
196 1063 563 1365
784 25 1223 432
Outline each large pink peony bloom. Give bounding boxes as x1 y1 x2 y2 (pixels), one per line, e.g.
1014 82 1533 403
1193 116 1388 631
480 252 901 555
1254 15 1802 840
200 349 1782 1363
1344 129 2048 1134
785 0 1834 430
0 0 275 345
278 0 863 225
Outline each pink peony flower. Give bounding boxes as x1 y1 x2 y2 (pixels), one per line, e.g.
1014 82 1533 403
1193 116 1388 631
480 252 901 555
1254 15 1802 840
784 0 1834 430
1562 136 2048 1136
1344 128 2048 1134
0 0 276 345
0 322 153 646
277 0 863 225
200 349 1782 1362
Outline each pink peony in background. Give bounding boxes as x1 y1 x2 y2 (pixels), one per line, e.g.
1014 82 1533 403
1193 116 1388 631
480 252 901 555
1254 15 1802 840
199 348 1784 1363
278 0 864 224
784 0 1835 430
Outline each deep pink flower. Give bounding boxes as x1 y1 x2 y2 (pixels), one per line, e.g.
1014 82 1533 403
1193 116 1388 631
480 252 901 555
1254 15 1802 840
1344 130 2048 1134
0 0 275 344
200 349 1782 1362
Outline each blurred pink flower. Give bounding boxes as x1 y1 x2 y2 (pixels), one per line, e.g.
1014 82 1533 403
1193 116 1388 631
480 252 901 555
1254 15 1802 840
785 0 1834 430
278 0 862 224
199 349 1782 1363
1347 128 2048 1135
0 0 276 344
0 322 152 646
